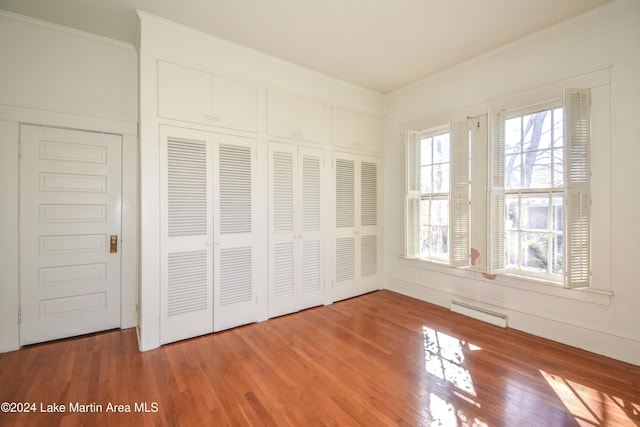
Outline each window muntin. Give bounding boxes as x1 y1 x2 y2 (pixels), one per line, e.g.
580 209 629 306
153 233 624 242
504 106 564 281
419 131 450 261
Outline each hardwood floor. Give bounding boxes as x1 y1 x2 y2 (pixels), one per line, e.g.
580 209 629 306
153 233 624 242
1 290 638 426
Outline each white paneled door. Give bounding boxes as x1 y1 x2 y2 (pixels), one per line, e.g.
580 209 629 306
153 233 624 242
19 125 122 345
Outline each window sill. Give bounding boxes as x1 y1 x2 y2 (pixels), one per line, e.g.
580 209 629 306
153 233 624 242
399 257 612 306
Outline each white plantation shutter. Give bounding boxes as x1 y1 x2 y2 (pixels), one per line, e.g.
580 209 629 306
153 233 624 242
405 131 421 259
564 89 591 288
487 110 506 274
449 122 470 267
160 128 214 344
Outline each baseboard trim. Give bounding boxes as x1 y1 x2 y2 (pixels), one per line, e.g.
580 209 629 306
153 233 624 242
385 275 640 366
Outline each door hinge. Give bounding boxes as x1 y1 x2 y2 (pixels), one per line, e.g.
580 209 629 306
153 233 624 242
18 307 21 323
18 141 21 159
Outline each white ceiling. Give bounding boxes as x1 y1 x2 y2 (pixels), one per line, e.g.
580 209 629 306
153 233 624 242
0 0 614 93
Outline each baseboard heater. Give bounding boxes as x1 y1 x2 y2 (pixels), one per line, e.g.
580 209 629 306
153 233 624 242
450 300 508 328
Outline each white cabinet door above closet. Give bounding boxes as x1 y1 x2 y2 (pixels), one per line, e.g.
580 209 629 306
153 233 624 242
267 90 328 144
158 61 257 132
268 142 325 318
212 74 258 132
158 61 212 126
331 107 383 153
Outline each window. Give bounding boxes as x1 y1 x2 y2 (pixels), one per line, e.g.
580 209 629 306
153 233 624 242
406 123 469 266
489 89 591 288
419 130 450 261
504 105 564 281
404 89 591 288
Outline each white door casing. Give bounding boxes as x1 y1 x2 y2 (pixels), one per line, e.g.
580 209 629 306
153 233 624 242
19 125 122 345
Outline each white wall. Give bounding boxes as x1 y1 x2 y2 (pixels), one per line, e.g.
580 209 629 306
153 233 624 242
0 11 138 352
0 11 137 121
383 0 640 365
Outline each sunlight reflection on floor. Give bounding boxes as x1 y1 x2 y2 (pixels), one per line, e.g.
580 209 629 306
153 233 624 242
540 369 640 426
421 326 488 427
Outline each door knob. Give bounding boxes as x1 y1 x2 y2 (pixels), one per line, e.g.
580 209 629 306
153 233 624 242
110 235 118 253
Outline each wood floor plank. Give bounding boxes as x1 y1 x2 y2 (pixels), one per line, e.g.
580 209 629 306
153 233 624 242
1 290 638 426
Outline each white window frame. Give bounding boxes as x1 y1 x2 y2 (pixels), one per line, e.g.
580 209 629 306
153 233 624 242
405 122 470 267
402 68 611 303
487 89 591 288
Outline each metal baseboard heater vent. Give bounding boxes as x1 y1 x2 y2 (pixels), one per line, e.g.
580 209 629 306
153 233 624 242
450 300 508 328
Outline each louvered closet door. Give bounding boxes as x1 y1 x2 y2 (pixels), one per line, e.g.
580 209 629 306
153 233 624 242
213 133 260 332
333 152 380 302
269 142 298 317
298 145 324 310
160 126 214 344
334 154 357 301
358 159 380 293
268 143 324 318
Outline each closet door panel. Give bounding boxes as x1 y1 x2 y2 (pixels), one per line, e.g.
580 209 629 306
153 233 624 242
360 160 379 284
160 127 214 344
268 143 324 317
298 146 324 309
333 156 358 301
213 135 260 331
268 143 298 317
332 153 381 302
